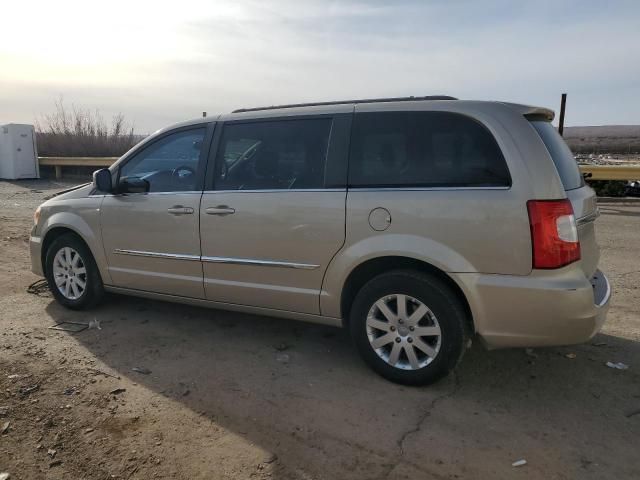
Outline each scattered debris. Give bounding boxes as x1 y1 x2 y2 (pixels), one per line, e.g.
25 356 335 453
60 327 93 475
88 318 101 330
1 421 9 434
19 384 40 397
47 448 57 458
26 278 51 297
276 353 290 364
512 459 527 467
132 367 152 375
263 453 278 464
110 388 126 395
605 361 629 370
565 353 577 359
625 408 640 418
275 342 290 352
48 321 88 333
89 368 120 379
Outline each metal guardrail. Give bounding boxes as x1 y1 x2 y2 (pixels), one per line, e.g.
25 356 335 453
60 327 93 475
38 157 640 181
579 165 640 181
38 157 117 179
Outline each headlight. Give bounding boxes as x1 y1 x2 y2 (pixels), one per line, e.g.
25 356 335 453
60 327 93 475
33 206 41 226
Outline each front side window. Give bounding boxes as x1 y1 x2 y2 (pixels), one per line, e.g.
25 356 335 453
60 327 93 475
214 118 332 190
119 128 206 192
348 112 510 188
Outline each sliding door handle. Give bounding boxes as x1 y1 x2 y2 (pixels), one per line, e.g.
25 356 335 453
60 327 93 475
206 206 235 216
167 206 194 215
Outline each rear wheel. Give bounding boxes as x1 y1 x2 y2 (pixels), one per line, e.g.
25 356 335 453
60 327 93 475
45 233 104 309
349 270 468 385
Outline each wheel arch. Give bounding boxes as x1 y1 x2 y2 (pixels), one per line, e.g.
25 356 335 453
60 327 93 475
41 227 90 275
339 256 475 334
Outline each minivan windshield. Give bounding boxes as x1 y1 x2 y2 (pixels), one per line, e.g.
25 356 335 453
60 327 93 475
531 121 584 190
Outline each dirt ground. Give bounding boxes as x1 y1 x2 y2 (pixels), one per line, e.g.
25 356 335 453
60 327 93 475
0 179 639 480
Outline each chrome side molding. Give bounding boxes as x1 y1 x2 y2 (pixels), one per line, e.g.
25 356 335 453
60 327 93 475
113 249 200 262
201 256 319 270
577 209 600 227
113 249 319 270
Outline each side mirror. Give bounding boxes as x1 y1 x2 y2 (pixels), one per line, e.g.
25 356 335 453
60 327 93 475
119 176 150 194
93 168 112 193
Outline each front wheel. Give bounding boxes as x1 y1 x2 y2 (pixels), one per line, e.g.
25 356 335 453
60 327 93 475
45 233 104 310
349 270 468 385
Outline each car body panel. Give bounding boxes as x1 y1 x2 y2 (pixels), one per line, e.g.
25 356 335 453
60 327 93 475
100 192 205 298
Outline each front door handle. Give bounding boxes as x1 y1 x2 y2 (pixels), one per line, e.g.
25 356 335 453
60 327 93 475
206 205 235 216
167 205 194 215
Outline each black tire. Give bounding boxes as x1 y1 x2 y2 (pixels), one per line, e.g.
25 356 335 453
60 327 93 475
349 270 468 386
45 233 104 310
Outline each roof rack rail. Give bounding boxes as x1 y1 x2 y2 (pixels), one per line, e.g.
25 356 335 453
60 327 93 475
232 95 457 113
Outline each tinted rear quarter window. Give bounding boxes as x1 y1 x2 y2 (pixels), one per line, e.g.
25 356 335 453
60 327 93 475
348 111 510 187
531 121 584 190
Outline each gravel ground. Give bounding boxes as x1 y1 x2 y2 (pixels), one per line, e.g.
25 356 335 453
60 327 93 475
0 179 639 480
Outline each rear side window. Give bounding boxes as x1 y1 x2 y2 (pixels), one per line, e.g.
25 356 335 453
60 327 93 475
531 121 584 191
214 118 332 190
348 111 510 188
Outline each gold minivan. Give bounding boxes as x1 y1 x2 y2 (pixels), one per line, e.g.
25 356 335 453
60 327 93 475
30 96 611 385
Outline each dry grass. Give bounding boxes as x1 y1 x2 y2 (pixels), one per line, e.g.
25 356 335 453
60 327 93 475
35 98 143 157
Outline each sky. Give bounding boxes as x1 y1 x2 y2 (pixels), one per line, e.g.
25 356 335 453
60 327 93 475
1 0 639 133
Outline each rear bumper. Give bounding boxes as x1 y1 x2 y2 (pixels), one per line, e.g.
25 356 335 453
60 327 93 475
454 267 611 349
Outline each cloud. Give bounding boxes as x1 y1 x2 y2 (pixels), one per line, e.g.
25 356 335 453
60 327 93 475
1 0 638 131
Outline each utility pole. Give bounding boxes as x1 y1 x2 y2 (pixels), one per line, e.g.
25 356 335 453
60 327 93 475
558 93 567 136
202 111 207 118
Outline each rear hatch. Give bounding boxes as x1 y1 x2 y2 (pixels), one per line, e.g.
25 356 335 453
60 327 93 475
530 121 599 278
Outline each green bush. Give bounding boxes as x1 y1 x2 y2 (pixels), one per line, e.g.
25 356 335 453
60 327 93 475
587 180 627 197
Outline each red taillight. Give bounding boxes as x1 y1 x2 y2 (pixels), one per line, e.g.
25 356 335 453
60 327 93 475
527 199 581 269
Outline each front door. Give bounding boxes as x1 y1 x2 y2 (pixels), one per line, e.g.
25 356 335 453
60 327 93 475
101 126 210 298
199 116 347 314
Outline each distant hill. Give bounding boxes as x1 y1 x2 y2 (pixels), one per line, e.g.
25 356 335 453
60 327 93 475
563 125 640 153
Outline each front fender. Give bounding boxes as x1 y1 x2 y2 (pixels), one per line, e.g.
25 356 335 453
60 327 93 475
39 200 110 284
320 233 476 318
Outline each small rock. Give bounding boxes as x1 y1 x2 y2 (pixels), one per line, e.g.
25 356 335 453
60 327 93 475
132 367 151 375
524 348 537 358
276 353 290 363
274 343 290 352
109 388 126 395
0 472 10 480
512 459 527 467
7 374 20 379
1 421 9 434
49 460 62 468
605 361 629 370
84 427 94 434
0 407 9 417
565 353 577 359
47 448 57 458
